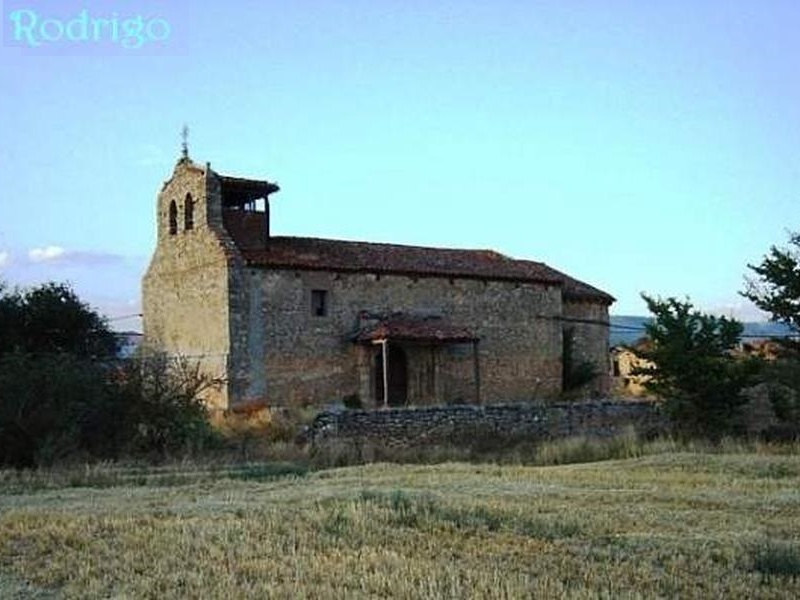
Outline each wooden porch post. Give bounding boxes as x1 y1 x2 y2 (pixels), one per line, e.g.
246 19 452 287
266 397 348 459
381 339 389 409
473 339 481 405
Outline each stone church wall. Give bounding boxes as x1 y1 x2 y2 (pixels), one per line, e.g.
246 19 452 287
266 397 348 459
228 268 565 408
142 162 237 409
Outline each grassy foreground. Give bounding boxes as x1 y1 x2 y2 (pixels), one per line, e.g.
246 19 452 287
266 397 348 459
1 449 799 598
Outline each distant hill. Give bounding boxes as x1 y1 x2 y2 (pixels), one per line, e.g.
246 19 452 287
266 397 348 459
609 316 796 347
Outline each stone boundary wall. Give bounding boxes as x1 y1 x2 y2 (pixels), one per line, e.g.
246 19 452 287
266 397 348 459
307 400 668 448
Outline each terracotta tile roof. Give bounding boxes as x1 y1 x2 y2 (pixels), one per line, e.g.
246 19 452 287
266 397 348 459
218 175 280 205
353 316 478 344
235 236 614 304
534 264 616 304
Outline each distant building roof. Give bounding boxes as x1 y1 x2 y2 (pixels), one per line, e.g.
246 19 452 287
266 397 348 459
115 331 143 359
611 337 652 352
230 235 614 304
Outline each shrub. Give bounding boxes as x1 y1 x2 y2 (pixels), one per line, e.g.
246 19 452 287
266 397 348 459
342 394 362 409
0 352 112 467
0 349 221 468
114 352 222 459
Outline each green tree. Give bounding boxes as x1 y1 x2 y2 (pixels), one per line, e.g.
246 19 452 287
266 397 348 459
0 281 118 358
0 281 219 467
742 232 800 334
742 233 800 437
633 295 760 438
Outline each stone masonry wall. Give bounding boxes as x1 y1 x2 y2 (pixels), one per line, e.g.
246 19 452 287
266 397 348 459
142 160 238 409
308 401 667 448
229 268 565 408
563 300 611 395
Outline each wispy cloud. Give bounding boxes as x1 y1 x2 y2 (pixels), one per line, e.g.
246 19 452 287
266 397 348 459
28 245 66 263
0 250 9 268
27 246 127 267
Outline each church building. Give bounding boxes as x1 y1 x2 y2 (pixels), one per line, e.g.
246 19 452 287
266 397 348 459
143 155 614 410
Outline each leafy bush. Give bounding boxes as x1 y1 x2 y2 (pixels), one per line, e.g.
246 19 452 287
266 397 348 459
0 352 110 466
0 281 220 467
342 394 362 409
0 350 221 467
114 352 222 459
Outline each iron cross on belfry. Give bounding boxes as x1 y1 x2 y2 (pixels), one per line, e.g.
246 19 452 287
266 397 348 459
181 125 189 159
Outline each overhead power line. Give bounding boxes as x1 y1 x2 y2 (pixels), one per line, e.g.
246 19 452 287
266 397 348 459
108 313 143 321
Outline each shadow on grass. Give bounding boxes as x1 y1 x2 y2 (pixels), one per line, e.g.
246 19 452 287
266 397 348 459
0 461 309 494
352 489 583 540
225 463 308 482
750 539 800 581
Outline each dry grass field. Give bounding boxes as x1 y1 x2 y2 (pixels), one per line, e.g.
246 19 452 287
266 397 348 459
1 443 799 598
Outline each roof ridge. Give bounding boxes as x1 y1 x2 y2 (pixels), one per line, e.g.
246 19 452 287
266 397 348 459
230 235 613 304
269 235 512 257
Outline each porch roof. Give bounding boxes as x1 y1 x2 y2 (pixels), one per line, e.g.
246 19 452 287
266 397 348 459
353 316 478 345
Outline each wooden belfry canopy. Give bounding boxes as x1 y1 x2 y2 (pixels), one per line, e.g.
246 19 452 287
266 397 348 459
219 175 280 208
353 315 481 408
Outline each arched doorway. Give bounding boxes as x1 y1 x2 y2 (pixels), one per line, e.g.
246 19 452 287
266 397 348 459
375 344 408 407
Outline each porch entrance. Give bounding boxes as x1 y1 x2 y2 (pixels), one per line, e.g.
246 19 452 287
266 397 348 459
375 345 408 407
353 314 480 407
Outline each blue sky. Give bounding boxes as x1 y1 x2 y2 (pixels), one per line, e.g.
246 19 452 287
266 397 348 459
1 1 799 330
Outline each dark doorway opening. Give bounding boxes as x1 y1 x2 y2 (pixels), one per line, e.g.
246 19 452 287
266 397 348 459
375 345 408 407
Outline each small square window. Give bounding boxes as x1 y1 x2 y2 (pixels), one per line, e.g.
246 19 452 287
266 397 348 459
311 289 328 317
